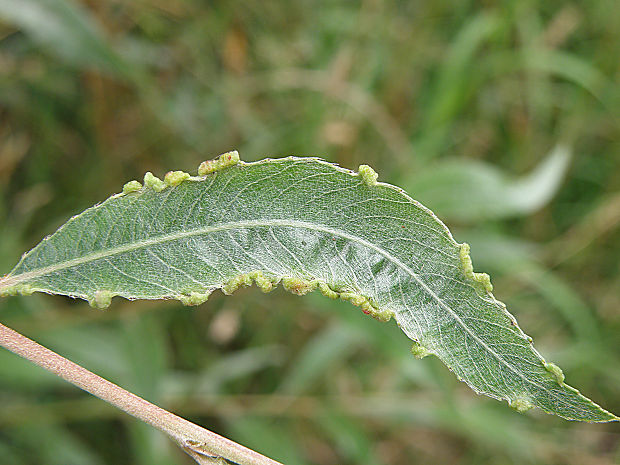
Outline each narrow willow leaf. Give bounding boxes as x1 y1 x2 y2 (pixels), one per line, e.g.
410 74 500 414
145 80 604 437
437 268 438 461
0 152 616 422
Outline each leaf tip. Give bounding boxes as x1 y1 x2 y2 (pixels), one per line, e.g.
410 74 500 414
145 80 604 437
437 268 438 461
89 290 114 309
144 172 166 192
198 151 240 176
122 180 142 195
358 164 378 186
459 242 493 293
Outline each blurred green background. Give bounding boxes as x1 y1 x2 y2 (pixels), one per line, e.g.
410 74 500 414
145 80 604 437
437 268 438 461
0 1 619 464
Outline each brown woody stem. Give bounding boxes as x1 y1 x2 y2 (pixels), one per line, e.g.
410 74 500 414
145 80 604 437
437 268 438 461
0 321 282 465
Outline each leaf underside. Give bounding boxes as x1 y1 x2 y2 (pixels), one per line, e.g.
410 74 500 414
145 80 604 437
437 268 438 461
1 154 616 422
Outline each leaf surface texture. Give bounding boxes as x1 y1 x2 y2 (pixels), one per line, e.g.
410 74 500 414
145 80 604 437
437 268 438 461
1 155 616 422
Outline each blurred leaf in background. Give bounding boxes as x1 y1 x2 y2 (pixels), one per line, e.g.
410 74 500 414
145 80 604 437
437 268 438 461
1 0 619 464
407 144 571 222
0 0 130 75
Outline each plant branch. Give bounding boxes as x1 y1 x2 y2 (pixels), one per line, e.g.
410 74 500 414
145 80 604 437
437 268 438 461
0 321 282 465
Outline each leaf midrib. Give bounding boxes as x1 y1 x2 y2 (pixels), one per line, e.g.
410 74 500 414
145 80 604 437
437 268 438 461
5 218 547 398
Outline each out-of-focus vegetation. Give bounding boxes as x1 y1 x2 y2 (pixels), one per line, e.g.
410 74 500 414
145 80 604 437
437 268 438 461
0 1 618 464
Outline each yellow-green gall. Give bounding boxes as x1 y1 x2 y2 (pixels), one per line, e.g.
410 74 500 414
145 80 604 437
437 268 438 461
178 291 211 306
370 308 393 323
0 283 35 297
89 290 114 309
122 180 142 194
164 170 190 187
475 272 492 293
459 243 493 293
144 172 166 192
339 292 365 307
198 151 240 176
318 282 338 299
282 277 316 296
222 273 253 295
247 271 274 293
18 284 35 296
545 362 565 385
509 397 534 413
221 272 277 295
340 292 392 322
358 164 378 186
411 341 430 359
459 243 473 271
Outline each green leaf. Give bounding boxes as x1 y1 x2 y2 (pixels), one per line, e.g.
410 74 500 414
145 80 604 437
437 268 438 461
0 152 616 422
407 145 571 221
0 0 129 75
